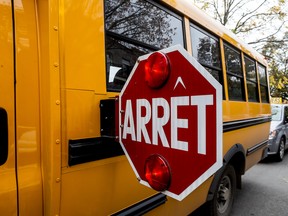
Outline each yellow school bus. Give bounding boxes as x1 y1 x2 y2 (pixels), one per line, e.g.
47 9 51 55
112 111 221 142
0 0 270 215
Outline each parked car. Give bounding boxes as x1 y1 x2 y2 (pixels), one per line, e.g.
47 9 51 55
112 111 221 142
268 104 288 161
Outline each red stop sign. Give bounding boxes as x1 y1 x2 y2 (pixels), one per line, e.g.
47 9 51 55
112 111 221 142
118 45 222 201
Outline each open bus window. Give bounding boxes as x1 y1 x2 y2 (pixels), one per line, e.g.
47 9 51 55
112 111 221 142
105 0 184 92
105 38 152 92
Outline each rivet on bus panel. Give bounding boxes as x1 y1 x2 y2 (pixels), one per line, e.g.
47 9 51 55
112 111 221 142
53 26 58 31
55 139 60 144
56 178 61 183
54 62 59 67
56 100 60 105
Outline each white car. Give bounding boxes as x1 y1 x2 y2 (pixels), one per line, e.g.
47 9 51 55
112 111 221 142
268 104 288 161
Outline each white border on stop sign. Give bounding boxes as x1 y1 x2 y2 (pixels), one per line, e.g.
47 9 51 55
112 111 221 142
119 44 223 201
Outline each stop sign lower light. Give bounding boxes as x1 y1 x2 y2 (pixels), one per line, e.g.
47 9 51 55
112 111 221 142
144 154 171 191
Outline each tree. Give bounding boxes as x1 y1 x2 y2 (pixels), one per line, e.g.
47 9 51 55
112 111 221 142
193 0 288 100
261 34 288 100
193 0 287 46
105 0 177 49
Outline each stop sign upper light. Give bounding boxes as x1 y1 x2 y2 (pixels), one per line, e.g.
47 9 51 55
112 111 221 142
144 154 171 191
144 51 170 88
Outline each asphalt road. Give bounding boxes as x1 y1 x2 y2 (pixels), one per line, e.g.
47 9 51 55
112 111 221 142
231 152 288 216
190 151 288 216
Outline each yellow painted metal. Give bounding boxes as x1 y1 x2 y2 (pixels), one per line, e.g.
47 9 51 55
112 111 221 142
36 0 62 215
184 17 192 54
58 0 159 214
14 0 43 215
0 0 271 215
0 1 17 215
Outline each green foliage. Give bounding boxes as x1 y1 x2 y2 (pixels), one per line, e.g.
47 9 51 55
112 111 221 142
261 33 288 100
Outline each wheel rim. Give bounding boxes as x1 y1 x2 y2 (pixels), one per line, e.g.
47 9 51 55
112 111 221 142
279 139 285 159
216 175 232 214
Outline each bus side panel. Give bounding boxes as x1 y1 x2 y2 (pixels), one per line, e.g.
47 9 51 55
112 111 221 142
223 101 271 170
0 1 17 215
59 1 156 215
37 0 62 214
61 158 155 215
62 0 106 93
14 0 43 215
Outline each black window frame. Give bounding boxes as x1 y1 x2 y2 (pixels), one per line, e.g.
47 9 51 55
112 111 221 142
244 55 259 102
104 0 186 92
189 22 224 99
224 43 246 101
257 63 270 103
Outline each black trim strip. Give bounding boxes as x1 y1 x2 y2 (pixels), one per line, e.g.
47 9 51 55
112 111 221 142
69 137 124 166
223 116 271 133
111 193 167 216
247 140 268 156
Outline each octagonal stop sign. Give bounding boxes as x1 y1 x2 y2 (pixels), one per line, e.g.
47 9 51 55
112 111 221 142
118 45 222 201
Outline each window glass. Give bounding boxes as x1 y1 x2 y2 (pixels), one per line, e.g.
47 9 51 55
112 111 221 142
224 44 245 101
205 68 220 81
244 57 256 82
227 75 244 100
247 81 258 102
258 64 269 103
224 45 242 77
244 56 258 102
260 85 269 103
190 24 224 100
271 105 282 121
258 64 267 85
106 39 152 91
190 26 221 69
105 0 184 92
284 107 288 121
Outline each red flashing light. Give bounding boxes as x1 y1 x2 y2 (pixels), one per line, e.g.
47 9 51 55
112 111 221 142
144 154 171 191
144 52 170 88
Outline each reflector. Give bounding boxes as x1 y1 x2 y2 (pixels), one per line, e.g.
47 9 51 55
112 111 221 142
145 52 170 88
144 154 171 191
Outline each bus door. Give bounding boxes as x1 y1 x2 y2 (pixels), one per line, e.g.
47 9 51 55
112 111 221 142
0 1 18 215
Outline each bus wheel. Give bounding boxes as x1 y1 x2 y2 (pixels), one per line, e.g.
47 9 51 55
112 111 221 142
276 137 285 161
208 165 236 216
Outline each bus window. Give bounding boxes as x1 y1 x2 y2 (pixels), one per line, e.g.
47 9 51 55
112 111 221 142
104 0 184 92
190 24 222 84
224 44 245 101
244 56 259 102
258 64 269 103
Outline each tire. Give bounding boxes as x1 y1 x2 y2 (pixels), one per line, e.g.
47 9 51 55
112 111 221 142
275 137 285 162
206 165 236 216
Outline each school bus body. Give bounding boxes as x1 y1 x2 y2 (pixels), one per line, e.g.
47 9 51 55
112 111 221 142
0 0 270 215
